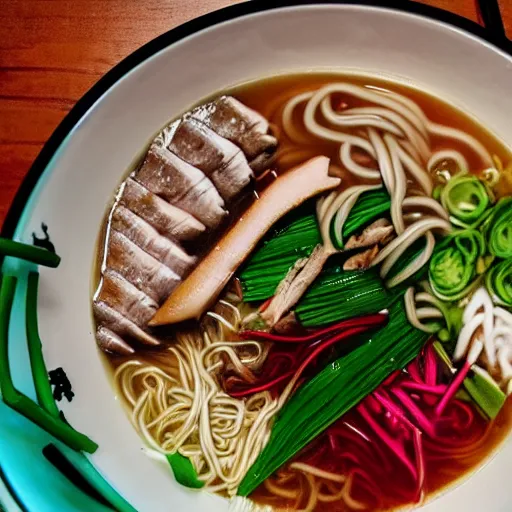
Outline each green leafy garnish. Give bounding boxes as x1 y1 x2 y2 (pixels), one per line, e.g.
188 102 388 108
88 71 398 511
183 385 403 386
240 208 320 302
332 188 391 248
429 230 485 301
238 300 429 496
484 197 512 259
441 173 490 225
486 258 512 307
296 267 391 327
166 453 204 489
240 189 392 302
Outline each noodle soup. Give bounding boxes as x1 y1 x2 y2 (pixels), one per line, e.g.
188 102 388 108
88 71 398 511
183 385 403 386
93 73 512 511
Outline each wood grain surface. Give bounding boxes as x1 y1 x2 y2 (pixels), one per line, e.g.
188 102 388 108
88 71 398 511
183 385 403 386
0 0 510 228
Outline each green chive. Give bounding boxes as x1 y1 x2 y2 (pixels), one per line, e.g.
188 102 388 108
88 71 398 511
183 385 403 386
0 275 97 453
0 238 60 268
341 188 391 242
26 272 60 418
167 453 204 489
296 268 390 326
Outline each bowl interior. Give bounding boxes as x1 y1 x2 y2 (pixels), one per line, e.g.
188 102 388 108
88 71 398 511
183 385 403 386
2 4 512 512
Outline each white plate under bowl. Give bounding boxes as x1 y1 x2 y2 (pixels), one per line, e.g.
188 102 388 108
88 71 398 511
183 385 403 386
2 2 511 511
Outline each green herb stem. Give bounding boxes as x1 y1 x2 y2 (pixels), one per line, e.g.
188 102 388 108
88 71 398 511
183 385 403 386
238 300 428 496
0 238 60 268
49 444 137 512
26 272 60 418
433 342 505 419
0 275 97 453
166 453 204 489
296 268 390 327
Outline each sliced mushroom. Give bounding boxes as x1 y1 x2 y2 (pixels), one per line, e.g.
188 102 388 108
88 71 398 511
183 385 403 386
94 302 160 347
163 118 253 202
192 96 278 172
96 326 135 355
95 270 158 327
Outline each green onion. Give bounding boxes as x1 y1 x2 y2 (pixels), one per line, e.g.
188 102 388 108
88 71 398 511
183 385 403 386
167 453 204 489
295 267 391 327
340 188 391 241
440 173 490 225
240 210 320 302
464 367 506 420
429 230 485 301
437 304 463 345
238 300 428 496
486 258 512 307
240 190 392 301
0 238 60 268
0 275 97 453
331 188 391 249
385 238 428 286
26 272 60 418
484 197 512 259
46 444 137 512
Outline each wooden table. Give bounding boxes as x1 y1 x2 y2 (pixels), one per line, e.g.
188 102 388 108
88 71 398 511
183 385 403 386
1 0 510 228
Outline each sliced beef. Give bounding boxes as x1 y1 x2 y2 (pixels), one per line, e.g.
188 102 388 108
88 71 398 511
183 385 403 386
106 230 181 303
192 96 278 172
120 178 205 242
96 270 158 327
93 96 279 354
94 302 160 348
111 205 196 277
158 117 253 202
135 145 227 229
96 326 135 355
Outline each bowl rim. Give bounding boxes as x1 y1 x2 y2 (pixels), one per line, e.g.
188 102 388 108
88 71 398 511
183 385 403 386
1 0 512 245
1 1 512 510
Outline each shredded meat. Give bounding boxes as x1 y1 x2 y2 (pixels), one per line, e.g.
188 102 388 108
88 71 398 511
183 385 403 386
343 245 380 270
261 245 330 327
345 218 394 250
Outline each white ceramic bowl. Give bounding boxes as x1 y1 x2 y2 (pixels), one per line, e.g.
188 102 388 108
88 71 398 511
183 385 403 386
2 2 511 511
